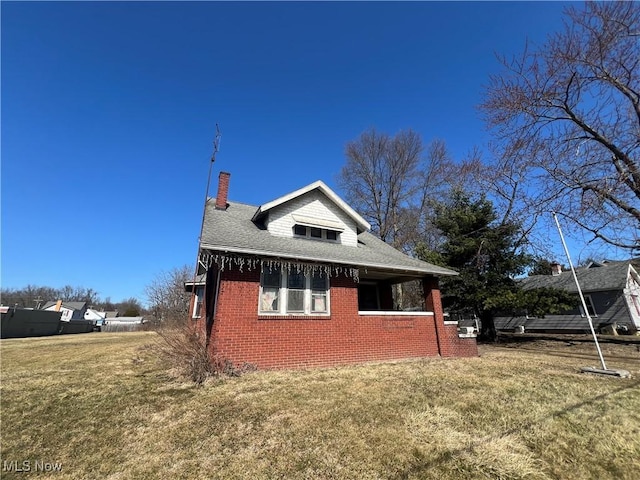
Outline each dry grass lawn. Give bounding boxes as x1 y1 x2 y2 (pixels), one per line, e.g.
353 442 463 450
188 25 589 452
1 331 639 479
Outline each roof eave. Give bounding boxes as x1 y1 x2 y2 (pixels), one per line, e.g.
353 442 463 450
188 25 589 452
200 243 457 277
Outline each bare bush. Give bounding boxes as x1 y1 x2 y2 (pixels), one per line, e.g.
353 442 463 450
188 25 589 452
152 325 255 384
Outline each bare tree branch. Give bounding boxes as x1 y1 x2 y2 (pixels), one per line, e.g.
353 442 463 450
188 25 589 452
480 1 640 251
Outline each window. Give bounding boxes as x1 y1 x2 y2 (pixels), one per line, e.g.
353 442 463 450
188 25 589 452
260 267 281 312
259 267 329 315
292 225 340 242
287 272 305 313
579 294 598 317
192 286 205 318
311 273 328 312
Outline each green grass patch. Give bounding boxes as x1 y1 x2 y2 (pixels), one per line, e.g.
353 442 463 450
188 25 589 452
1 332 639 479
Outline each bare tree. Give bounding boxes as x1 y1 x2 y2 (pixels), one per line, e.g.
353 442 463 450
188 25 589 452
145 265 192 326
1 285 58 308
338 129 478 309
481 1 640 251
338 128 421 248
338 128 471 253
58 285 100 305
1 285 101 308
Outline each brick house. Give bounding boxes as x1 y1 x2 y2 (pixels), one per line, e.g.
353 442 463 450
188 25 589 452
188 172 477 369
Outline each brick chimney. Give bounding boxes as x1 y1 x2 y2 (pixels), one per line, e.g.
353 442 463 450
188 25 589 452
551 262 562 276
215 171 231 210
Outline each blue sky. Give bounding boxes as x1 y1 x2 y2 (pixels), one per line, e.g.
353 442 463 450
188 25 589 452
2 1 592 305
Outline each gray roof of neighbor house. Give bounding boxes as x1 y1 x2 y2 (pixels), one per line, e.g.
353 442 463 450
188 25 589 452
41 301 87 311
200 199 457 277
521 260 634 293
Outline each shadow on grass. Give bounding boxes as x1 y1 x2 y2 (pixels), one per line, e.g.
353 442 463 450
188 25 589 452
394 378 640 479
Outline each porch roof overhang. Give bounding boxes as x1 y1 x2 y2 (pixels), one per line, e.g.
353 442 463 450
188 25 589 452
200 243 453 283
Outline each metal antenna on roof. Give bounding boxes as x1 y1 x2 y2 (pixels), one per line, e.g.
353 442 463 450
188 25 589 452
186 125 222 326
205 123 222 196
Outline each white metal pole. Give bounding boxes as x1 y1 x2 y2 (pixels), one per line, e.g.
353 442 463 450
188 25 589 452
552 212 607 370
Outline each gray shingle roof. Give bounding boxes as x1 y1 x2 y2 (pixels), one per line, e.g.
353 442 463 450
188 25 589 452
200 199 457 277
521 261 632 293
495 313 596 332
41 301 87 311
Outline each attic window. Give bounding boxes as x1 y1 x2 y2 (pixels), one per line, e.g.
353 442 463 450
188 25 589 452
293 225 340 242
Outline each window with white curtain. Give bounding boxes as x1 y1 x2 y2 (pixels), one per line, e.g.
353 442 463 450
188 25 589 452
259 267 329 315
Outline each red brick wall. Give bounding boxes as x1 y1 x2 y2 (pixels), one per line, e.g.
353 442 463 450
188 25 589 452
442 324 479 357
207 268 477 369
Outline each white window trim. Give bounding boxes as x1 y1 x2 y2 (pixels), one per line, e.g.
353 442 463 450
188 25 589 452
192 286 205 318
579 294 598 318
259 269 330 316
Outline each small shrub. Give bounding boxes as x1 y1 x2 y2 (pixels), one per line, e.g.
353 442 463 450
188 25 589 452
152 324 255 384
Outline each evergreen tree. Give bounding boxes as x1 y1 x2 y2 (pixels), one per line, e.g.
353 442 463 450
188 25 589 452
418 191 573 340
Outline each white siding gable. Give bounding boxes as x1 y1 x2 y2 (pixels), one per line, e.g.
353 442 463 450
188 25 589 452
265 190 359 246
44 305 74 321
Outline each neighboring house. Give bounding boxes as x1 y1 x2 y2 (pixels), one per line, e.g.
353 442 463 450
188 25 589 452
84 309 106 321
42 301 88 322
495 260 640 334
41 301 94 334
189 172 477 370
84 309 107 330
